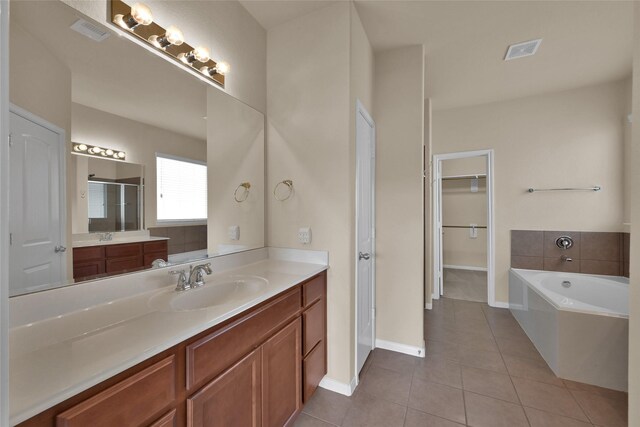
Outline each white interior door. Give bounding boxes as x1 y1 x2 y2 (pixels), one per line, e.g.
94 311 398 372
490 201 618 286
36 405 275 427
356 102 375 375
9 109 66 295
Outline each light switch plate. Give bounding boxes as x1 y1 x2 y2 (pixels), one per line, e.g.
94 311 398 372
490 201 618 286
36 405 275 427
228 225 240 241
469 224 478 239
298 227 312 244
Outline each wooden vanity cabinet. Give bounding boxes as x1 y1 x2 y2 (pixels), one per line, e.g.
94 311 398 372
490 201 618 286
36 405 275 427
18 271 327 427
72 240 168 281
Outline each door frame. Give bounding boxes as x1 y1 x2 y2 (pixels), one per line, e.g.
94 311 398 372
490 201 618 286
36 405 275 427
432 149 497 306
0 0 9 423
9 103 68 287
354 99 376 384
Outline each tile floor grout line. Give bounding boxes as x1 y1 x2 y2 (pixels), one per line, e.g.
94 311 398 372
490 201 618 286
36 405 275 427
480 302 533 427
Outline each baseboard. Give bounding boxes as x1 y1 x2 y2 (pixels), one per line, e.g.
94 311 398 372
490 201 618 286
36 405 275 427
319 375 357 396
443 264 488 272
425 302 432 309
376 339 426 358
490 301 509 308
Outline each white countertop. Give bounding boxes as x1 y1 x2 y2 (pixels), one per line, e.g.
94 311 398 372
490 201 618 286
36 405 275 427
72 236 170 248
9 255 327 425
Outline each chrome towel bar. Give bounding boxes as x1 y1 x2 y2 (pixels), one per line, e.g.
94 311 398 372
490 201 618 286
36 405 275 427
527 186 601 193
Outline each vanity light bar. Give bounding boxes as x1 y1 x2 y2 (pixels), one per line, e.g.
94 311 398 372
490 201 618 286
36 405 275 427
73 143 126 161
109 0 228 88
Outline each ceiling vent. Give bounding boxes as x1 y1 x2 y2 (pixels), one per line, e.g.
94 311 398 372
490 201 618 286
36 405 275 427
504 39 542 61
70 18 110 42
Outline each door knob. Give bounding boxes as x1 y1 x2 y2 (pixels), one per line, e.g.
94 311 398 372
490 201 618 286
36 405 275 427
55 245 67 253
359 252 370 260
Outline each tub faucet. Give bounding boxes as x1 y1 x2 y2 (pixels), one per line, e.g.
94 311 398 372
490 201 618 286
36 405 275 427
561 255 573 262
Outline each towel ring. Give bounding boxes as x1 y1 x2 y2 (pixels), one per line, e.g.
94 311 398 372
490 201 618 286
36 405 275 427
274 179 294 201
234 182 251 203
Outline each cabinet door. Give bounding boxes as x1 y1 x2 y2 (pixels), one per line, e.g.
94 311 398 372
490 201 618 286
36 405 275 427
188 348 262 427
262 319 301 427
73 260 105 280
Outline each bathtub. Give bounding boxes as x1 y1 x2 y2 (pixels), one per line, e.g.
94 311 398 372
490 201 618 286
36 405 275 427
509 268 629 391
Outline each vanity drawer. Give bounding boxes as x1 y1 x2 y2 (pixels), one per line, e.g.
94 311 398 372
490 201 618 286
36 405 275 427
186 287 302 390
73 260 105 280
148 409 177 427
106 243 143 258
144 240 168 254
56 355 176 427
302 299 324 356
302 341 325 403
105 255 144 273
302 274 325 307
73 246 105 262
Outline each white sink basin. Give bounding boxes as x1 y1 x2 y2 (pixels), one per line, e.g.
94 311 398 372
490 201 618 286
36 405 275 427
150 276 268 312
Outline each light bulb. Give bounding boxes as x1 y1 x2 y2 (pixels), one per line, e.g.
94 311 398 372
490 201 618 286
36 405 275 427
131 3 153 26
216 61 230 75
117 152 126 159
75 144 88 152
105 149 114 156
193 46 210 63
149 25 184 49
165 26 184 46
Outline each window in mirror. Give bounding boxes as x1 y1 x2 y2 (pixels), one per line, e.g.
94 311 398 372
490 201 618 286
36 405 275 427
157 153 207 222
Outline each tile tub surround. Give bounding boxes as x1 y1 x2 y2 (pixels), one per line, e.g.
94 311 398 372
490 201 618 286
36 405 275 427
8 247 328 425
510 230 630 277
294 298 628 427
149 224 207 255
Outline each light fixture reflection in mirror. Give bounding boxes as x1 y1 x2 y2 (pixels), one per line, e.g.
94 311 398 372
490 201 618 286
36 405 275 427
73 143 126 161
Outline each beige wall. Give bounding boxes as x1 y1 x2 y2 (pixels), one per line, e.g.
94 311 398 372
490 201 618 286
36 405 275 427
207 88 265 255
425 98 433 307
9 20 73 278
628 3 639 424
71 103 206 230
434 80 628 303
267 2 354 385
374 46 425 350
62 0 266 113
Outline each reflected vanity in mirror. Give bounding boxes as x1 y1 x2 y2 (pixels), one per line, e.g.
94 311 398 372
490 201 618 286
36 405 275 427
8 0 265 296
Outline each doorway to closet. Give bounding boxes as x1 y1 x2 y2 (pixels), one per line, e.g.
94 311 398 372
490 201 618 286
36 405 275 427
432 150 495 305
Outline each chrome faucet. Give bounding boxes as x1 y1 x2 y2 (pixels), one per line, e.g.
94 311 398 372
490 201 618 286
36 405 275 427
169 262 213 292
561 255 573 262
99 232 114 242
170 269 190 291
188 263 213 288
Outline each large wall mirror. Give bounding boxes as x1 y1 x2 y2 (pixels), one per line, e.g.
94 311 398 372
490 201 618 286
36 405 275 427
8 0 265 296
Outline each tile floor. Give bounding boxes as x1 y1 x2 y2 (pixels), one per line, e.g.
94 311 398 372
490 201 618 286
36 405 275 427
442 269 487 303
295 298 628 427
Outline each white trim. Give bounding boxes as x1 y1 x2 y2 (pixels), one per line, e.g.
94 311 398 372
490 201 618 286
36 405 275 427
375 339 426 358
9 104 69 287
319 375 357 396
443 264 488 272
425 302 433 309
432 149 496 307
493 301 509 309
354 99 376 381
0 0 10 424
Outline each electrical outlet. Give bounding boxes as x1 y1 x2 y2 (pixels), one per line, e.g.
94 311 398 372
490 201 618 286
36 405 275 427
298 227 311 244
228 225 240 241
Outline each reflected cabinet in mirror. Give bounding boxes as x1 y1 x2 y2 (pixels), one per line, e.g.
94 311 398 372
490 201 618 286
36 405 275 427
8 0 265 296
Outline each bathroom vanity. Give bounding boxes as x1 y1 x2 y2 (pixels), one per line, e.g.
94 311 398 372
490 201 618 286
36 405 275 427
72 238 169 281
10 249 328 427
